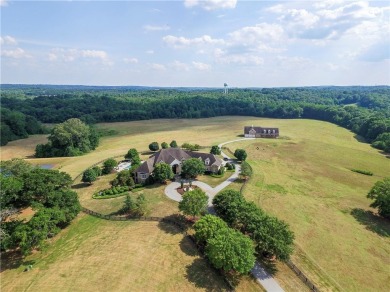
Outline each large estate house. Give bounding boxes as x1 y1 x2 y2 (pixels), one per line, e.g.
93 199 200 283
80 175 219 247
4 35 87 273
134 148 223 183
244 126 279 138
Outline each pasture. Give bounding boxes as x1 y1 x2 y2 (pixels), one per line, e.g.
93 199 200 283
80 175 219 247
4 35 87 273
1 116 389 291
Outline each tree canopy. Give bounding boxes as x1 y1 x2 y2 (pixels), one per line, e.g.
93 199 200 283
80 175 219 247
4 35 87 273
210 145 221 155
149 142 159 152
124 148 141 165
181 158 206 179
102 158 118 174
193 214 228 244
82 168 98 184
170 140 178 148
35 118 99 157
152 162 174 183
178 188 208 218
234 149 247 161
161 142 169 149
367 178 390 219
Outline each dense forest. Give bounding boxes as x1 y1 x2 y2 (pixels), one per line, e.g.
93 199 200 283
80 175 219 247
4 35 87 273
1 85 389 151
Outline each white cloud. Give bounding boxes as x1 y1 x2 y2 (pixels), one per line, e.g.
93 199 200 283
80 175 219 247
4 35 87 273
229 23 284 44
149 63 166 71
163 34 225 48
192 61 211 70
143 24 170 31
48 48 112 65
214 49 264 65
0 35 18 45
278 9 319 28
170 60 191 71
1 48 30 59
146 50 154 54
123 57 138 64
184 0 237 11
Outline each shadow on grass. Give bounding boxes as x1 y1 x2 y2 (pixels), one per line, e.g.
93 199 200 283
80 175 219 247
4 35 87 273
0 250 35 272
185 258 228 291
180 236 199 257
157 214 189 235
351 208 390 237
256 255 278 276
236 134 245 137
71 183 90 189
353 134 367 143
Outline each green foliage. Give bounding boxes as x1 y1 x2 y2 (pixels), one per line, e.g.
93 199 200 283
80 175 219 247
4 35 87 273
217 167 225 175
181 143 200 151
226 162 235 170
102 158 118 174
205 228 256 274
240 161 252 179
93 186 129 199
0 159 80 255
135 194 147 216
149 142 159 151
193 214 228 244
124 148 141 165
121 194 147 217
121 195 136 214
372 132 390 153
351 169 373 176
92 166 102 176
152 162 174 183
210 145 221 155
170 140 178 148
111 170 135 187
178 188 208 218
367 178 390 219
213 189 294 261
181 158 206 179
234 149 247 161
35 118 99 157
82 168 98 184
161 142 169 149
0 108 44 146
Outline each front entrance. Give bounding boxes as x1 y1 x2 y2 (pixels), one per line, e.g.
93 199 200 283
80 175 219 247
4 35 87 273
172 164 179 174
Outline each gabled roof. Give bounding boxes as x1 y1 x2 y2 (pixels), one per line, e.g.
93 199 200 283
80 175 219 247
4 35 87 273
135 148 223 173
244 126 279 134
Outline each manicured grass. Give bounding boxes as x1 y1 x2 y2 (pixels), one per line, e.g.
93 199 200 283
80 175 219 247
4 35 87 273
196 171 233 188
1 215 232 292
228 121 390 291
2 116 389 291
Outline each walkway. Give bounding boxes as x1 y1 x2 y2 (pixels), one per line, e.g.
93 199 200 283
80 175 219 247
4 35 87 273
164 138 285 292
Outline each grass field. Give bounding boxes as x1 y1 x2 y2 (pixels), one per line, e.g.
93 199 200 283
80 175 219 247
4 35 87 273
1 116 389 291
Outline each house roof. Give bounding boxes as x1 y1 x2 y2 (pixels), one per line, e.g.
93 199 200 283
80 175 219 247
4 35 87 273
244 126 279 134
135 148 222 173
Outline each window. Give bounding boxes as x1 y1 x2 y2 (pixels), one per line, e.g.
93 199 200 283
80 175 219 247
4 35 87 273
205 158 210 165
140 174 147 179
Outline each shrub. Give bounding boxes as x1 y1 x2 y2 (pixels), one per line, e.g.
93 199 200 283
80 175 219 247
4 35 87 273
351 169 373 176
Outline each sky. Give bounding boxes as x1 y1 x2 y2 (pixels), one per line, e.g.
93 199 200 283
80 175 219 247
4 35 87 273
1 0 389 87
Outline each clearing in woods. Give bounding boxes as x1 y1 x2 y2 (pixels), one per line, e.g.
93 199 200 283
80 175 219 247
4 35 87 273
1 116 389 291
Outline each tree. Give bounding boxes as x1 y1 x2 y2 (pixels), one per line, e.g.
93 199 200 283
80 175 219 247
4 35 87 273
135 194 147 216
367 178 390 219
111 170 135 187
121 195 136 214
152 162 174 183
234 149 247 161
125 148 141 165
210 145 221 155
170 140 178 148
193 214 228 244
161 142 169 149
205 228 256 274
181 158 206 179
82 168 97 184
372 132 390 153
240 161 252 180
102 158 118 174
149 142 159 152
34 118 99 157
92 166 102 177
178 188 208 219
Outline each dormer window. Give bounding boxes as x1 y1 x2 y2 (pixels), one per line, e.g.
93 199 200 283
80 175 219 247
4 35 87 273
205 158 210 165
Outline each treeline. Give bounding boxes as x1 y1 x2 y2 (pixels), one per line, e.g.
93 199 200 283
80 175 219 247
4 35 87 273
1 86 389 150
0 108 45 146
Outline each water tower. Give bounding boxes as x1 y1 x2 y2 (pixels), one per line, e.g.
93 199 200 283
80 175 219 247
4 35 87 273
224 83 228 95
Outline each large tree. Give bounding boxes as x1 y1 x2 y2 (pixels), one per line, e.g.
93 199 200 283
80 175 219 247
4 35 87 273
240 161 252 180
234 149 247 161
102 158 118 174
181 158 206 179
82 168 98 184
149 142 159 152
111 170 135 187
193 214 228 244
170 140 178 148
205 228 256 274
152 162 174 183
124 148 141 165
210 145 221 155
35 118 99 157
178 188 208 219
161 142 169 149
367 178 390 219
